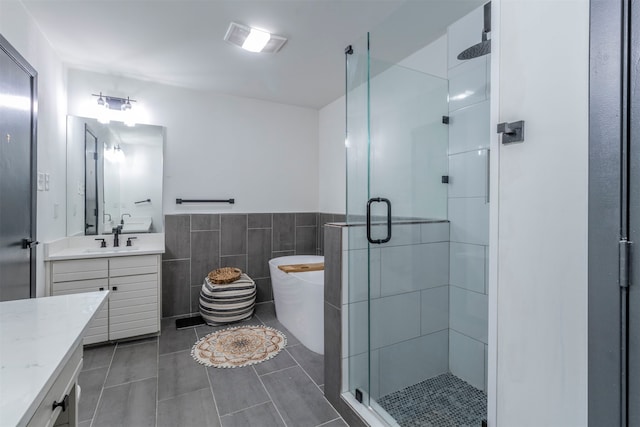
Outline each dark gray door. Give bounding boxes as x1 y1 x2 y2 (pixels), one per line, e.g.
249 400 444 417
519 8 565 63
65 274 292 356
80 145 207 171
0 35 37 301
629 0 639 422
84 125 98 235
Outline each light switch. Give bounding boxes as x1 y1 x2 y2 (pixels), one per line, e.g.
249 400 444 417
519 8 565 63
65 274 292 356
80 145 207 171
37 172 45 191
44 173 50 191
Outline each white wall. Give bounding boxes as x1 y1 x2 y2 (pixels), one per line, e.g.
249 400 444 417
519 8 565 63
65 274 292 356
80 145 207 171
66 69 319 216
318 34 448 216
1 1 68 296
318 96 346 214
493 0 589 425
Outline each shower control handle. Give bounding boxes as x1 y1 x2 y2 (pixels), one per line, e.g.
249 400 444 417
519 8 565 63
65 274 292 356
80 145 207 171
497 120 525 144
366 197 392 244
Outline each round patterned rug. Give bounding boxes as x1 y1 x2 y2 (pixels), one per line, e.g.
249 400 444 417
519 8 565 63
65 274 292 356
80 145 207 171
191 325 287 368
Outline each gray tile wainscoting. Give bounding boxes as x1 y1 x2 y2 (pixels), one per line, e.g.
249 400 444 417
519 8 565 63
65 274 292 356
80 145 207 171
324 224 368 427
162 212 344 317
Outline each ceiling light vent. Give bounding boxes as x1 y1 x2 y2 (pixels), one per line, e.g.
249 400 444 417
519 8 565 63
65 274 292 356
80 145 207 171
224 22 287 53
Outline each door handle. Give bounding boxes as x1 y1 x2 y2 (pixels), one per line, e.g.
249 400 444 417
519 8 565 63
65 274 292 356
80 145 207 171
366 197 392 244
21 238 39 249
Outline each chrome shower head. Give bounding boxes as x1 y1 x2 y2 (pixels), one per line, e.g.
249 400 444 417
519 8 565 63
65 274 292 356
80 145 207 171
457 2 491 60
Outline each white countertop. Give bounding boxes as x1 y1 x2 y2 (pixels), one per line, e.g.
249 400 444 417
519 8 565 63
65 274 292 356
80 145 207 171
0 292 109 426
45 233 165 261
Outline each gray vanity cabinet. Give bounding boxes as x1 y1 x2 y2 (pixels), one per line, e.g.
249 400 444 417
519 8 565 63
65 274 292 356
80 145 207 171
48 255 161 344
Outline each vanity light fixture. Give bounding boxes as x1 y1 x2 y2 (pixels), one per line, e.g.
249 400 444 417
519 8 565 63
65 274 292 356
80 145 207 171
224 22 287 53
92 93 137 111
92 93 137 126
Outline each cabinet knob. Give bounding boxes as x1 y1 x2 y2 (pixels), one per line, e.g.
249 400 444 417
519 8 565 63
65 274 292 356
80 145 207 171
99 287 105 291
52 394 69 412
112 286 118 291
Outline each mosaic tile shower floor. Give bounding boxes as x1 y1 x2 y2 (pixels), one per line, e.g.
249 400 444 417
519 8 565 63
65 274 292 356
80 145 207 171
377 373 487 427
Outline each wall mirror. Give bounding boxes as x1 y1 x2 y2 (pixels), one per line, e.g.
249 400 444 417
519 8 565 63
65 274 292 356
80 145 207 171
66 116 164 236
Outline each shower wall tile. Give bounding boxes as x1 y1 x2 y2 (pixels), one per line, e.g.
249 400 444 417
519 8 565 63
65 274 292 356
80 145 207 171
371 292 421 349
448 150 489 199
348 350 380 400
448 101 491 155
162 259 190 317
380 242 449 296
295 226 317 255
190 230 219 285
273 213 295 251
324 225 343 309
448 57 489 111
350 248 382 303
248 213 272 229
450 286 488 343
420 222 450 243
421 286 449 335
447 4 484 70
220 214 247 256
190 214 219 231
378 330 449 397
190 285 201 314
163 212 322 317
324 302 342 400
220 254 247 272
271 250 295 258
348 301 368 356
448 197 489 245
163 215 191 260
450 242 486 294
248 228 272 279
384 223 422 247
254 278 272 303
295 212 317 227
449 330 485 392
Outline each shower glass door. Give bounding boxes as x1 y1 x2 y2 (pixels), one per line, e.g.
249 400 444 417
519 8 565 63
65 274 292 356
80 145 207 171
346 31 450 424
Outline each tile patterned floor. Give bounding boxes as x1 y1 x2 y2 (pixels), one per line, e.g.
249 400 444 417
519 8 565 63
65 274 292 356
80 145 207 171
78 302 347 427
377 373 487 427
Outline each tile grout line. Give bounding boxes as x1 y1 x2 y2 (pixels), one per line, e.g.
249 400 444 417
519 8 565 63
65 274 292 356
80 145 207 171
283 348 323 389
88 343 118 427
252 364 289 427
316 417 344 427
204 357 224 427
154 337 159 427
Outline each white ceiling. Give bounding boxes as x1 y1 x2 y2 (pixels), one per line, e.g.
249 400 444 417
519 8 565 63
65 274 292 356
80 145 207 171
22 0 482 109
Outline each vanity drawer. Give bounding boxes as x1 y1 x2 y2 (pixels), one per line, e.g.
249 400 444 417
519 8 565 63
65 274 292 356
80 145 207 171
53 259 108 283
109 255 158 277
52 278 108 293
26 344 82 427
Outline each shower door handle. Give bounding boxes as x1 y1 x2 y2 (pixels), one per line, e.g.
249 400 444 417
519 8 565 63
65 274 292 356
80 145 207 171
366 197 392 244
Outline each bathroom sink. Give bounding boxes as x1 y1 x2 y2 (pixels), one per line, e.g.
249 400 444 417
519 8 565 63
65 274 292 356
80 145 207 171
84 247 140 253
121 216 153 233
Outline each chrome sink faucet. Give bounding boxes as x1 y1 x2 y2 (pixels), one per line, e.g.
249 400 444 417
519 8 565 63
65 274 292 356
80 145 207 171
121 213 131 224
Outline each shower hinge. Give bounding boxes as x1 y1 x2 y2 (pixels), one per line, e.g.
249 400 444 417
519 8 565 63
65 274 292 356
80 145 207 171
345 45 353 55
619 239 632 288
442 116 450 124
355 388 363 403
441 175 449 184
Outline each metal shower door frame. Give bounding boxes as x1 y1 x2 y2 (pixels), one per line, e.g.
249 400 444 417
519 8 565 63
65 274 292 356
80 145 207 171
588 0 638 424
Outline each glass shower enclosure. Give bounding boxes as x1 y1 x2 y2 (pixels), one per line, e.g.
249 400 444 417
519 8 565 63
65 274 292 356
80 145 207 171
344 5 490 424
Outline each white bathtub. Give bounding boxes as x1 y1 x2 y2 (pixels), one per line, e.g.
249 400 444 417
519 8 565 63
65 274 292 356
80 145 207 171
268 255 324 355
